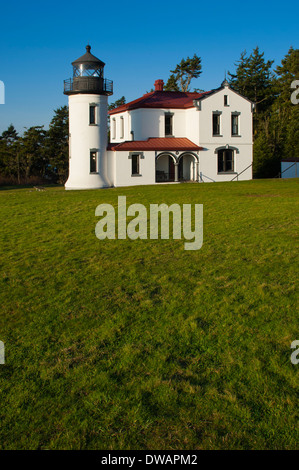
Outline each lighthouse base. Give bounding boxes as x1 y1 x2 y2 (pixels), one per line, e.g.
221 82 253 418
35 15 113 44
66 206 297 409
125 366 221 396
65 174 111 190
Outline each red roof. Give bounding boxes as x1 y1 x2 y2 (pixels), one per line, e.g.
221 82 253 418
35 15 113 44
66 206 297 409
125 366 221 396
108 137 202 152
109 90 213 115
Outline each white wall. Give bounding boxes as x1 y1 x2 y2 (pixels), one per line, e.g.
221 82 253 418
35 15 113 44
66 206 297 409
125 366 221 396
66 94 110 189
114 151 156 187
197 86 253 182
199 145 252 182
107 85 253 186
198 86 253 144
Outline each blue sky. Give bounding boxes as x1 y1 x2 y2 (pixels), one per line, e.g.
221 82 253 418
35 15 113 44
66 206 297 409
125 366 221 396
0 0 298 134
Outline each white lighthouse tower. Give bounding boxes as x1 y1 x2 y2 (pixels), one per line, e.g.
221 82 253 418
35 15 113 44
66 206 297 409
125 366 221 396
64 45 113 189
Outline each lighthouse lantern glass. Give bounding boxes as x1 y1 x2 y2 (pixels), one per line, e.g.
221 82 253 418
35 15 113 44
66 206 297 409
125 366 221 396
73 63 103 78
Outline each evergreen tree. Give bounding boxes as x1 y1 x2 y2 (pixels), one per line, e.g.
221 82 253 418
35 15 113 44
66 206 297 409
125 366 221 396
0 125 21 182
45 106 69 183
165 54 202 92
164 74 180 92
20 126 47 178
108 96 126 111
229 47 274 114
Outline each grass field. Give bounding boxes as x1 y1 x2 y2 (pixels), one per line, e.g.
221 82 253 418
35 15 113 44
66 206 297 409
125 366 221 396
0 179 298 450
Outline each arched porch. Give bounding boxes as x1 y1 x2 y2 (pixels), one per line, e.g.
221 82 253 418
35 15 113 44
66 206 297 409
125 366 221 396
178 152 199 182
155 152 177 182
156 152 199 182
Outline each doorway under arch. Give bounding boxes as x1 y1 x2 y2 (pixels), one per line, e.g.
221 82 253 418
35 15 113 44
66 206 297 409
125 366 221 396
156 153 177 182
178 153 199 181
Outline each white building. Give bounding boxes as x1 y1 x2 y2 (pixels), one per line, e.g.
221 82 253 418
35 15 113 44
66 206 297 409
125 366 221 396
64 46 254 190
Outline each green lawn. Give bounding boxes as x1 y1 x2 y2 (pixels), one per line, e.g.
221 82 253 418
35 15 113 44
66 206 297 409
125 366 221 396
0 179 298 450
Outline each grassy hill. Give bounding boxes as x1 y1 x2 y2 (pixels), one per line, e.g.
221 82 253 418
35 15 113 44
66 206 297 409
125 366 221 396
0 179 298 450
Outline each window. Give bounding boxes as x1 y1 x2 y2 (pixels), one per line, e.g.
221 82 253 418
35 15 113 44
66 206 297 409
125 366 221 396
89 105 96 125
90 151 97 173
232 113 240 136
218 149 234 173
165 113 173 136
131 154 140 175
224 95 229 106
120 116 124 139
213 112 221 136
112 118 116 139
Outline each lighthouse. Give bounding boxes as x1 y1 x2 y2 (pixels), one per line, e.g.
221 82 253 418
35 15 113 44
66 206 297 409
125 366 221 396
64 45 113 189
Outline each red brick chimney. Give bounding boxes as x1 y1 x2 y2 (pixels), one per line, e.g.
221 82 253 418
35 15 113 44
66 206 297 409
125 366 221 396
154 79 164 91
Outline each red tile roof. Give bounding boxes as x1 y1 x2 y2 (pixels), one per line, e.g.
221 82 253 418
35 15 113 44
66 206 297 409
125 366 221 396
109 90 213 115
108 137 202 152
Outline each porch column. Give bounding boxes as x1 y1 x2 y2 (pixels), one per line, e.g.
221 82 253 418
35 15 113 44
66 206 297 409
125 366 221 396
196 162 199 182
174 163 179 182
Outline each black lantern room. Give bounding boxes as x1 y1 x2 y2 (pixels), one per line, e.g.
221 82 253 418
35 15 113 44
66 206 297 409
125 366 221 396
64 45 113 95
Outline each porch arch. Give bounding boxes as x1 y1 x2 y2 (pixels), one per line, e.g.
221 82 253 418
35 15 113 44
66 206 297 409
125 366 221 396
156 152 178 182
177 152 199 182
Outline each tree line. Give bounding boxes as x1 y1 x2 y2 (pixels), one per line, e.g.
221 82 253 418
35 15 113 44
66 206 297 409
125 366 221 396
0 106 68 185
0 47 298 185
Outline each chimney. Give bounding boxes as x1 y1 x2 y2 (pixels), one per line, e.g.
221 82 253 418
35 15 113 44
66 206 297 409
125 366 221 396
154 79 164 92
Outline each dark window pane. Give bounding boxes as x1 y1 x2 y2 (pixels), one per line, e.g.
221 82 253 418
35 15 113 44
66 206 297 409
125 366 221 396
218 149 234 173
132 154 139 175
224 95 228 106
213 113 220 135
165 114 172 136
90 151 97 173
232 114 239 135
90 105 96 125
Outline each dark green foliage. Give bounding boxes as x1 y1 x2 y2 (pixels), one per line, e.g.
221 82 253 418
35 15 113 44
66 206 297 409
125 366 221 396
165 54 202 92
108 96 126 111
229 46 299 178
0 107 69 185
229 47 274 114
164 74 180 92
45 106 69 183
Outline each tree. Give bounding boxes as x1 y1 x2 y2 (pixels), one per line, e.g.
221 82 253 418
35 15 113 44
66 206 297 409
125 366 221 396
229 47 274 114
274 47 299 105
20 126 47 179
165 54 202 92
108 96 126 111
273 47 299 161
252 47 299 177
45 106 69 183
164 74 180 92
0 125 21 182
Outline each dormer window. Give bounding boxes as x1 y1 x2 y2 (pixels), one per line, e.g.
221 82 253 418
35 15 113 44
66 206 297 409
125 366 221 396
165 113 173 136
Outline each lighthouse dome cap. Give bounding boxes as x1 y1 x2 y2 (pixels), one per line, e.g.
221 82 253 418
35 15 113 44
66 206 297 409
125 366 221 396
72 45 105 67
